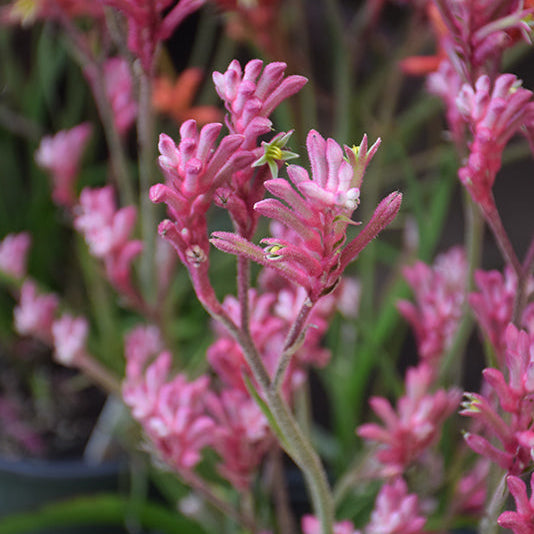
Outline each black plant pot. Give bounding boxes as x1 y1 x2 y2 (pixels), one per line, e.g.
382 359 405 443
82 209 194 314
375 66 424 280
0 456 126 534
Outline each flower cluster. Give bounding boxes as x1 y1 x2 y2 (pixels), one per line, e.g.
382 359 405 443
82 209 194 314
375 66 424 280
397 246 467 369
461 324 534 474
358 364 461 477
74 186 143 303
212 130 401 302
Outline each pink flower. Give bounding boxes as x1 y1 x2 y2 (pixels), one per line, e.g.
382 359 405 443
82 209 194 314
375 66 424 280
146 372 215 471
212 131 401 302
74 186 143 301
301 515 360 534
35 123 92 208
213 59 307 148
13 280 58 343
123 339 215 472
205 389 272 491
0 232 31 279
151 121 249 266
51 314 89 366
103 57 137 136
397 246 467 368
357 364 461 476
456 74 534 207
461 324 534 474
498 473 534 534
431 0 532 80
366 478 426 534
1 0 103 25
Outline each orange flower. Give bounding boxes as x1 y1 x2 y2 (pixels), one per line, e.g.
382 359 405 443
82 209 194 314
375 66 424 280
400 3 448 76
152 68 222 126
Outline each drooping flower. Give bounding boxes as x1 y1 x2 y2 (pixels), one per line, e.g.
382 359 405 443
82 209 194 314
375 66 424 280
35 123 92 208
0 232 31 279
212 130 401 302
397 246 467 369
13 280 58 343
498 473 534 534
357 364 461 477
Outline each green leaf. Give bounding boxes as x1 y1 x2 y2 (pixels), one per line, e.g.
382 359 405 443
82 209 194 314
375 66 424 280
0 493 205 534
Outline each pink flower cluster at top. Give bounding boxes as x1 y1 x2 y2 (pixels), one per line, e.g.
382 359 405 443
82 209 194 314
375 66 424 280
74 186 143 303
35 123 92 208
212 129 401 302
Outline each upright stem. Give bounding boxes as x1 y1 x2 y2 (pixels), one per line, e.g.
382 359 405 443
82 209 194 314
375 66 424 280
237 256 251 335
272 298 314 391
480 473 508 534
136 63 158 301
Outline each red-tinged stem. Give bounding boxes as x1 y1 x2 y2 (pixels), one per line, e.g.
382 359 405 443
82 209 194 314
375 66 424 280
480 198 521 278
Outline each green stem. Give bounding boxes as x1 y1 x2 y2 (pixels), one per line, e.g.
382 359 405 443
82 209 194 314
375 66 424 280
480 473 508 534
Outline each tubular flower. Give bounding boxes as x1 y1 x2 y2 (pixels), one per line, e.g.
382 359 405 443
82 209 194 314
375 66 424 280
212 130 401 302
0 232 31 279
397 246 467 370
357 364 461 477
461 324 534 474
498 473 534 533
35 123 92 208
213 59 307 148
212 60 306 237
456 74 534 207
150 120 251 272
